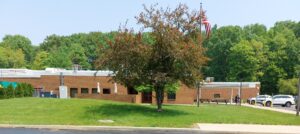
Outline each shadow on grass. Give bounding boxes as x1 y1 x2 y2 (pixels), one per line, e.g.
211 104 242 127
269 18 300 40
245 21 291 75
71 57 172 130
85 103 188 117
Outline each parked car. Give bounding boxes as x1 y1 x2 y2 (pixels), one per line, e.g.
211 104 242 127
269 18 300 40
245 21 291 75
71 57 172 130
272 95 295 107
248 95 272 107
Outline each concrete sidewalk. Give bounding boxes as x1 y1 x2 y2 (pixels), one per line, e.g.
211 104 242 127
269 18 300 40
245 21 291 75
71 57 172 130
198 123 300 134
242 103 296 115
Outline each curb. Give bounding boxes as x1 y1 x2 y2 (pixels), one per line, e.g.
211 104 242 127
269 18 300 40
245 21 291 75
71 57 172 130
198 123 300 134
0 124 200 131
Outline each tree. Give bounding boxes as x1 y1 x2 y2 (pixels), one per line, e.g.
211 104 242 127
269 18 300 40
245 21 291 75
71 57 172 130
203 26 243 81
40 34 71 51
32 51 50 70
69 43 91 69
260 26 300 94
0 35 34 63
47 46 72 69
227 40 260 81
97 4 208 111
0 47 25 68
278 78 298 95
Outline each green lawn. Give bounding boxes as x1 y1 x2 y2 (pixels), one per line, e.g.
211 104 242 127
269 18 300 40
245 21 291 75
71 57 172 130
0 98 299 128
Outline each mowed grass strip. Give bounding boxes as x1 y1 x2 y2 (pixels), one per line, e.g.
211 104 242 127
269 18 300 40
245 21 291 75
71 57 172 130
0 98 299 127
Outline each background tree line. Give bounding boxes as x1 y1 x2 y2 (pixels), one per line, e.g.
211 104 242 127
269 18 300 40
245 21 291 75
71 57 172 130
0 21 299 95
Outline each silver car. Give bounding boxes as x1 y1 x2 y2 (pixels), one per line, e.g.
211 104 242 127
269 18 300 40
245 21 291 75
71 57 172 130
249 95 272 107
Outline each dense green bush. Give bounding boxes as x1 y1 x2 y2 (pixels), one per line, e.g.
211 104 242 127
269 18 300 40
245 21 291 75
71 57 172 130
0 83 34 99
6 84 15 98
0 88 5 99
15 83 25 97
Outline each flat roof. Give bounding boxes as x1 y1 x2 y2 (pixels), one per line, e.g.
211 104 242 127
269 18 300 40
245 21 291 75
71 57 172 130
203 82 260 88
0 68 114 78
0 68 260 88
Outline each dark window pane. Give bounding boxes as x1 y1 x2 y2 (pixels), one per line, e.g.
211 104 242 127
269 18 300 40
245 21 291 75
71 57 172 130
81 88 89 94
167 92 176 100
103 88 111 94
92 88 98 94
214 94 220 98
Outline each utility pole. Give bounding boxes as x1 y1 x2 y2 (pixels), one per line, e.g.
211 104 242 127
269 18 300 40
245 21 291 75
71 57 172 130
296 73 300 116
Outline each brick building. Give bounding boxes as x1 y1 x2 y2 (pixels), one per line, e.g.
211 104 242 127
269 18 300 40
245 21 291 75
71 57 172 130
0 68 260 104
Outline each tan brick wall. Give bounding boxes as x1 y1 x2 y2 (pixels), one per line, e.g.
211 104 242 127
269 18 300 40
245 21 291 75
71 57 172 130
77 94 139 103
2 76 128 97
1 76 260 104
197 86 260 100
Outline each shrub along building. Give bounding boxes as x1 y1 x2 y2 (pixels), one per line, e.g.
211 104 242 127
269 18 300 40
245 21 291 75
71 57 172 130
0 68 260 104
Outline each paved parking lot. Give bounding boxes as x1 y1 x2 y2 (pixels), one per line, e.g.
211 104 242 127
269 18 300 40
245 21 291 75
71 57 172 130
243 103 298 115
272 105 296 112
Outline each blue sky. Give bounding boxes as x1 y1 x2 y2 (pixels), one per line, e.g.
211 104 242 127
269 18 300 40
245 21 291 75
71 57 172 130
0 0 299 45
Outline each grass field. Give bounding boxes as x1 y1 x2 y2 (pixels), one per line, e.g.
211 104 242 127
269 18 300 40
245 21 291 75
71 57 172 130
0 98 299 128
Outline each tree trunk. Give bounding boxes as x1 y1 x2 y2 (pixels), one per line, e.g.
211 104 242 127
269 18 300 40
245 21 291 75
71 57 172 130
155 84 164 112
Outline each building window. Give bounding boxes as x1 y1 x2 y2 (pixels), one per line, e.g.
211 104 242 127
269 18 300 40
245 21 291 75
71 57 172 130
81 88 89 94
103 88 111 94
70 88 78 98
167 92 176 100
214 94 220 98
92 88 98 94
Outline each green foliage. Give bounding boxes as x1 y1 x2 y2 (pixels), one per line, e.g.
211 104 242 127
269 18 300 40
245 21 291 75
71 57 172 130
5 84 15 98
135 82 180 93
0 35 34 63
203 25 243 81
40 34 71 51
0 88 5 99
32 51 49 70
278 78 298 95
0 83 34 99
69 43 91 69
23 83 34 97
227 40 260 81
0 47 25 68
15 84 25 97
135 85 153 92
165 82 180 93
204 21 300 95
47 46 73 69
37 32 117 69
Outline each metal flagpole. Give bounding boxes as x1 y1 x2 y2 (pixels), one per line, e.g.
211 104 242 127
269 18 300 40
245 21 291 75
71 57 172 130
197 2 203 108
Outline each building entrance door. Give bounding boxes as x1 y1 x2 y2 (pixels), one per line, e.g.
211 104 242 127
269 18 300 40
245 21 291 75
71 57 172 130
70 88 78 98
142 92 152 103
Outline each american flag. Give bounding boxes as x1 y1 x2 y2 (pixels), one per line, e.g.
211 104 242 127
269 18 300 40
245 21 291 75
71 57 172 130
201 10 211 38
